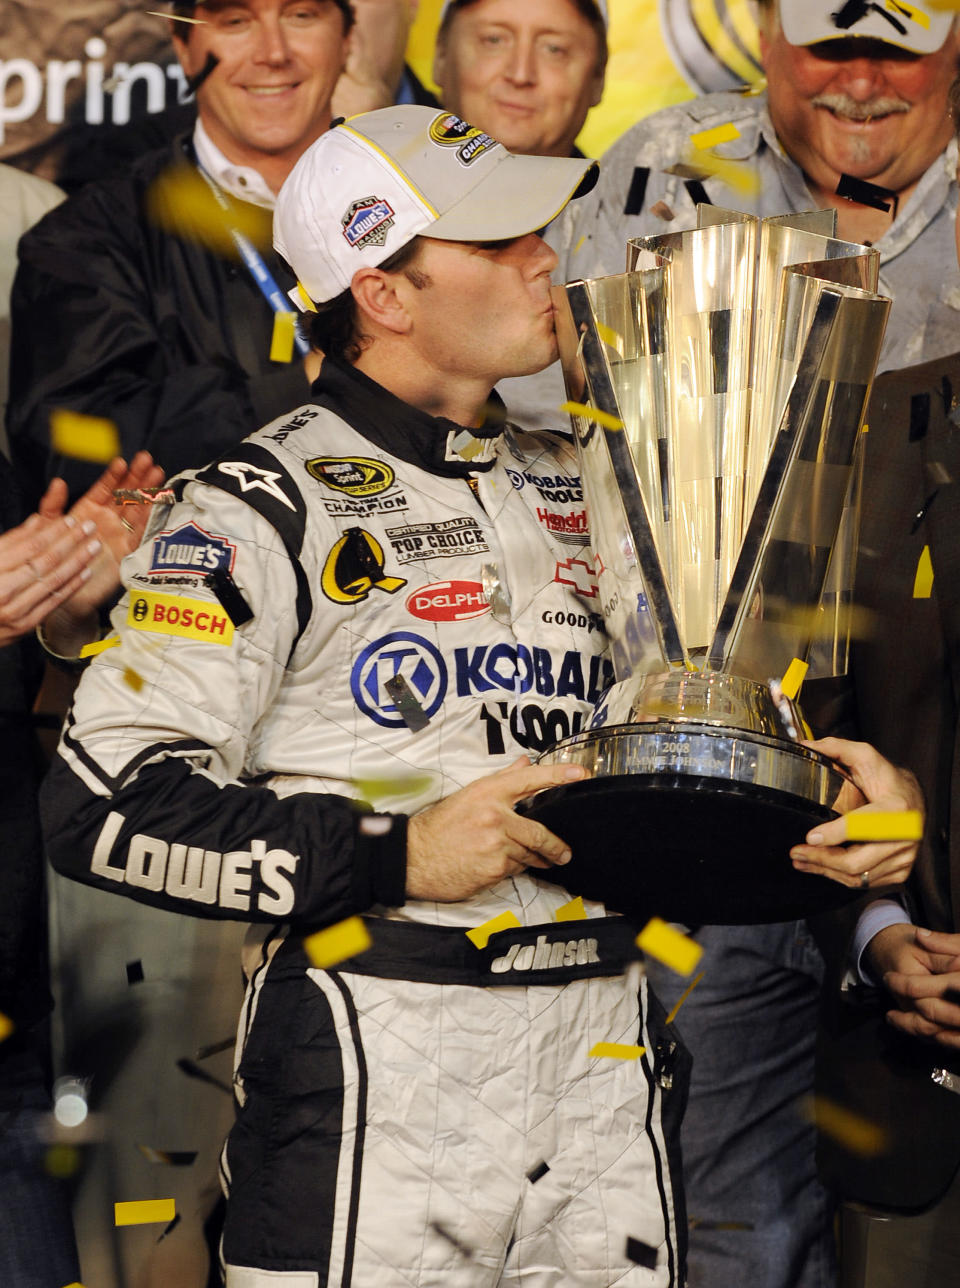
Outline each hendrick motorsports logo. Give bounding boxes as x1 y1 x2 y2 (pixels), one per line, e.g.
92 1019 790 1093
351 631 447 729
305 456 394 497
427 112 499 165
342 196 395 250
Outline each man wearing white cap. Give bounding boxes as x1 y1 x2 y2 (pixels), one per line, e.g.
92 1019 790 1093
518 5 960 1288
41 105 689 1287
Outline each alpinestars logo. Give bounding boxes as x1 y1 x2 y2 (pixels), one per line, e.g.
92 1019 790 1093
218 462 295 511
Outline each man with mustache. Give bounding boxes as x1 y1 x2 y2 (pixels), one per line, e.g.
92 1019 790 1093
521 3 960 1287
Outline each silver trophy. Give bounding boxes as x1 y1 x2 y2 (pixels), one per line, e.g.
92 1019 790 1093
521 208 890 924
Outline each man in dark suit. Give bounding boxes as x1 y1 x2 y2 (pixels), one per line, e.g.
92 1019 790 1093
809 343 960 1281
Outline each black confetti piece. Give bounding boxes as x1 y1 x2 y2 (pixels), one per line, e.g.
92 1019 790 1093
624 166 650 216
836 174 895 213
384 674 430 732
910 490 938 534
684 178 712 208
176 1057 232 1096
204 567 254 626
527 1161 550 1184
185 52 219 97
430 1221 475 1259
156 1212 182 1243
195 1036 234 1061
909 392 930 442
625 1236 658 1268
126 960 144 985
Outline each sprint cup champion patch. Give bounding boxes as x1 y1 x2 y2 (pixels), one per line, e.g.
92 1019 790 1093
127 591 234 645
305 456 394 497
427 113 499 166
342 196 395 250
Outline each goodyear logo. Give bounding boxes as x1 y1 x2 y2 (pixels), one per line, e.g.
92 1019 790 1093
322 527 406 604
306 456 394 498
127 591 234 645
341 195 395 250
427 112 499 165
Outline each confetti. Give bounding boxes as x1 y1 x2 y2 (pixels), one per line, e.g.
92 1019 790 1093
665 971 705 1025
269 310 297 363
204 567 254 627
145 8 208 20
137 1145 199 1166
114 486 176 506
430 1221 475 1259
589 1042 646 1060
126 960 144 985
157 1212 182 1242
573 234 586 254
466 910 521 949
295 281 316 311
304 916 372 969
913 545 934 597
184 51 220 96
803 1095 887 1155
636 918 703 976
650 200 675 221
50 409 120 464
196 1036 234 1060
0 1012 13 1043
678 148 762 198
780 657 809 701
555 895 587 922
689 122 741 150
175 1058 232 1095
596 321 623 353
625 1235 658 1268
559 401 625 431
836 173 895 213
45 1145 81 1178
383 673 430 731
893 0 930 24
79 636 121 658
115 1199 176 1226
844 810 923 842
147 164 269 257
123 667 144 692
527 1161 550 1183
354 773 434 805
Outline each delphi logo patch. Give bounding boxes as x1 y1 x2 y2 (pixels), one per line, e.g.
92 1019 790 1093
342 196 395 250
127 591 234 645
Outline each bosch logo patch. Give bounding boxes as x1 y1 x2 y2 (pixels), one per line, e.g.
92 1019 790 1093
342 196 395 250
148 522 236 577
406 580 490 623
351 631 447 729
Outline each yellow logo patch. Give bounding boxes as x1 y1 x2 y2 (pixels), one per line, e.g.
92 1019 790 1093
127 591 234 645
305 456 394 497
321 527 406 605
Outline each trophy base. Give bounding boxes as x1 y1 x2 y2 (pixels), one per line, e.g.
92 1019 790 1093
518 724 856 925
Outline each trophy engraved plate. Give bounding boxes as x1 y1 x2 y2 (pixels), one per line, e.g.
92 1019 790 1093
520 208 890 924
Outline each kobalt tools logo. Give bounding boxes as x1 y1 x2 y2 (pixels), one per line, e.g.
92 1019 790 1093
90 811 298 915
491 935 600 973
406 580 490 622
341 196 395 250
149 522 236 577
506 468 583 503
352 631 447 729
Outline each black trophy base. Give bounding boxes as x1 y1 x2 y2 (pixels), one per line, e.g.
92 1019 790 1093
516 774 857 925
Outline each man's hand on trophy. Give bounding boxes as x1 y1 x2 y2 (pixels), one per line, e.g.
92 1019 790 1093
788 737 923 890
405 757 589 902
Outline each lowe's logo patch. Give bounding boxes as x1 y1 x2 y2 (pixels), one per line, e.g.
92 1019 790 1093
491 934 600 973
149 522 236 577
342 196 395 250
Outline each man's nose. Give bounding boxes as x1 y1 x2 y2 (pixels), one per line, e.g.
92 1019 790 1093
253 16 292 65
829 56 891 101
504 37 538 86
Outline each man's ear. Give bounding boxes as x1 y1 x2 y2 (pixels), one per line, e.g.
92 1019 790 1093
589 66 606 110
351 267 413 336
432 33 448 92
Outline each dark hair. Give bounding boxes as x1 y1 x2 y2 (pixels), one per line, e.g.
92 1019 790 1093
438 0 608 75
303 238 429 363
171 1 355 35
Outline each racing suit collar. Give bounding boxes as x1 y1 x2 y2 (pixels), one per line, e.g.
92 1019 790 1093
313 356 505 478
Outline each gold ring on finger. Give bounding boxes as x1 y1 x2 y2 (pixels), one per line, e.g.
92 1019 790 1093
860 870 871 890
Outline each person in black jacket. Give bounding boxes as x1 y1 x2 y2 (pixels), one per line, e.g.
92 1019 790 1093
6 0 354 508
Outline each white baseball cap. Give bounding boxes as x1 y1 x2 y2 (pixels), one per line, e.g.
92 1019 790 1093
274 106 598 305
438 0 609 28
779 0 953 55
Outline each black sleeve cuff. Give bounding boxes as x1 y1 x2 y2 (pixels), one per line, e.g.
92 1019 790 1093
353 812 408 910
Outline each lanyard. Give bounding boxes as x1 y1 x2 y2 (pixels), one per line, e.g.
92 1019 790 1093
195 164 310 357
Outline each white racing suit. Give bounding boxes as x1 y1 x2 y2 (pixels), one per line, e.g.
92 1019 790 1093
42 357 688 1286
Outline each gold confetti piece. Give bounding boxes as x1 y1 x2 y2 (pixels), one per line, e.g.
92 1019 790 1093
62 1282 87 1287
303 916 372 969
50 410 120 464
354 773 434 804
636 917 703 976
123 667 144 691
559 401 625 431
79 636 121 658
665 970 705 1025
682 148 762 198
573 234 586 254
913 545 934 598
45 1145 81 1179
146 166 270 257
0 1011 13 1043
888 0 930 26
780 657 809 701
295 281 316 312
466 909 521 949
145 8 208 20
269 310 296 363
596 321 623 353
844 810 923 842
115 1198 176 1226
689 122 741 150
589 1042 645 1060
555 895 587 922
803 1095 887 1155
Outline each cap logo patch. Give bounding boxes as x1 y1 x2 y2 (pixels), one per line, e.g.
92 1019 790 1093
428 112 499 166
342 196 395 250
